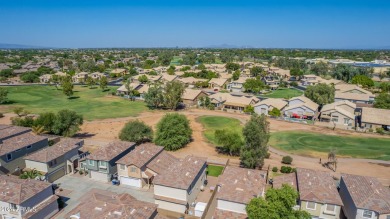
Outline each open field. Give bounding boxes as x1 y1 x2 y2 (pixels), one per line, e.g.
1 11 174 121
197 115 243 145
270 131 390 161
0 85 148 120
262 88 303 99
170 56 183 65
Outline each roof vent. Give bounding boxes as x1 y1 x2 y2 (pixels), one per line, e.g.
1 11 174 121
113 211 122 215
95 207 102 211
130 209 136 214
236 188 244 191
186 172 190 176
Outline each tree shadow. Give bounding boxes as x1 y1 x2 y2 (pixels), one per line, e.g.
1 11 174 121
1 100 17 105
73 132 95 138
68 96 80 100
89 87 98 89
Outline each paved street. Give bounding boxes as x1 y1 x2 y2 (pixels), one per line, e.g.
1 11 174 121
53 174 154 219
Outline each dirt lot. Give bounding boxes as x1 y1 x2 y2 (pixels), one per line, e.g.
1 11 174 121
1 109 389 185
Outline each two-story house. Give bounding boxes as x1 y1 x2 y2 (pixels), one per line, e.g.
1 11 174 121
24 138 84 182
0 175 59 219
320 100 356 129
84 141 136 182
339 174 390 219
153 155 207 214
212 166 267 218
116 143 177 188
65 188 160 219
227 77 247 93
334 84 375 104
0 125 48 175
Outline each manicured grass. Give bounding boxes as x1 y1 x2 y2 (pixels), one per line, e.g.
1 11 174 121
269 131 390 161
207 165 224 177
262 88 303 99
197 116 243 145
1 85 148 120
170 56 183 65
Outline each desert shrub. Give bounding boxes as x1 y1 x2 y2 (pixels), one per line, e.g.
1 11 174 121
282 156 293 164
265 152 271 159
272 167 278 172
280 166 293 173
0 113 3 118
368 128 373 132
376 128 385 135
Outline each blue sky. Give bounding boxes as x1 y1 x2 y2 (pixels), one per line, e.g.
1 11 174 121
0 0 389 48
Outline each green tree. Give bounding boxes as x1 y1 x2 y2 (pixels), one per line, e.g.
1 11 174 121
138 75 148 83
52 110 83 137
167 66 176 75
144 84 164 108
310 61 329 76
241 114 270 169
374 93 390 109
268 108 281 117
243 78 265 94
215 129 243 156
225 63 240 71
290 68 304 79
244 105 255 114
20 169 42 179
86 76 95 88
232 70 240 81
163 80 185 110
99 76 108 91
34 112 56 133
0 87 8 104
379 82 390 93
250 66 265 77
62 77 74 98
351 75 374 88
246 185 311 219
304 83 335 105
119 120 153 144
155 113 192 151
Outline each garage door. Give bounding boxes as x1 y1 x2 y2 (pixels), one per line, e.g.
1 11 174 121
90 171 108 182
120 176 141 188
47 167 65 182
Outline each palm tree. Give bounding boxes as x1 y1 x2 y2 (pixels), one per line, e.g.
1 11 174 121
19 169 42 179
31 125 48 135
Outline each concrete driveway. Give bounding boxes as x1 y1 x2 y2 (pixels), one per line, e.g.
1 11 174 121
53 174 154 218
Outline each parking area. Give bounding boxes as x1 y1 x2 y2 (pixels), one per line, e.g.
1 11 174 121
53 174 155 219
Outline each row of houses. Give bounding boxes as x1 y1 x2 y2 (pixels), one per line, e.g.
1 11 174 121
39 72 107 83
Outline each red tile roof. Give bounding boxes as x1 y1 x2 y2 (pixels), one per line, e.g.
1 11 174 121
213 209 247 219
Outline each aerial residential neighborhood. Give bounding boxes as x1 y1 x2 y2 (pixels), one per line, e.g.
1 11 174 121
1 1 390 219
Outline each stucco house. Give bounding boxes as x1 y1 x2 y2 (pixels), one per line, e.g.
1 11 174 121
339 174 390 219
208 78 228 91
283 96 319 119
39 74 52 83
178 77 207 88
0 175 59 219
296 168 343 219
209 93 259 113
24 138 84 182
254 98 288 116
153 155 207 214
0 125 48 175
83 141 136 182
90 72 106 80
65 188 160 219
212 166 267 218
116 143 177 188
320 100 356 129
71 72 89 83
227 77 247 93
182 88 208 108
111 68 128 77
334 84 375 104
360 107 390 131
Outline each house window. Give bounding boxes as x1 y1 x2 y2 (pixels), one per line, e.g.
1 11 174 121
15 149 21 152
9 203 17 210
325 204 336 212
26 145 32 149
331 116 339 122
6 153 12 161
130 167 137 172
306 202 316 210
344 118 350 125
119 164 125 170
88 160 94 166
362 210 373 218
99 161 107 168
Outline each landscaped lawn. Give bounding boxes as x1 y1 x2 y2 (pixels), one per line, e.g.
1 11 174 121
1 85 148 120
207 165 224 177
197 116 243 145
269 131 390 161
262 88 303 99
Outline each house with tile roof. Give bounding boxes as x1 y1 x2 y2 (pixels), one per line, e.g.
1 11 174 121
0 175 59 219
111 68 128 77
182 88 208 108
116 143 177 188
212 166 267 219
320 100 356 129
65 188 160 219
254 98 288 116
0 125 48 175
339 174 390 219
39 74 52 83
153 155 207 214
296 168 343 219
24 138 84 182
71 72 89 83
227 77 248 93
208 78 228 91
83 141 136 182
283 96 319 119
209 93 259 113
334 84 375 104
360 107 390 131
